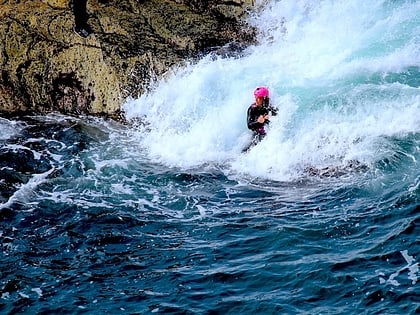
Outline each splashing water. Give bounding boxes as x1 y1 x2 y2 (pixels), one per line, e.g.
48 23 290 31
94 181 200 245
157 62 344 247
123 0 419 181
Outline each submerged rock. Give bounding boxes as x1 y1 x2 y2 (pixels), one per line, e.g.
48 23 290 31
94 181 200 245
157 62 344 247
0 0 256 120
305 160 369 178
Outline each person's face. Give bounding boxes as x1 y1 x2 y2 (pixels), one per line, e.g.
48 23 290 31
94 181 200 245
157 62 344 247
255 97 264 106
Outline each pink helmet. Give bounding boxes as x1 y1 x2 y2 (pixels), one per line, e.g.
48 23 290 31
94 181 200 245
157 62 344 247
254 86 269 98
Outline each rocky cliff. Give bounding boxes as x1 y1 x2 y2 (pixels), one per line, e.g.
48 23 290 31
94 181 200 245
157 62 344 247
0 0 256 119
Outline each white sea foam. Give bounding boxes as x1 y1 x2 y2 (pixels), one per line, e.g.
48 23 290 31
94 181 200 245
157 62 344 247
0 118 25 140
0 168 55 210
378 250 419 287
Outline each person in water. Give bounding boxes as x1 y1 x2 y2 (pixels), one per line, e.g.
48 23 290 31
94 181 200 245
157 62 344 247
71 0 93 38
245 86 278 150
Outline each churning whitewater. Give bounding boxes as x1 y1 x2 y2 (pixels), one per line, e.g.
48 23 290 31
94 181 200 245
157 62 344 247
1 0 419 314
123 0 419 181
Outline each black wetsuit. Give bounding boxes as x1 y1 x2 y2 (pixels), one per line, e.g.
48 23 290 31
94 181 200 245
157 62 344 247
73 0 92 37
243 101 277 151
247 102 277 137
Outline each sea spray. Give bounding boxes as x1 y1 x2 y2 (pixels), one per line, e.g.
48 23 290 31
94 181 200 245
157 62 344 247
123 0 419 181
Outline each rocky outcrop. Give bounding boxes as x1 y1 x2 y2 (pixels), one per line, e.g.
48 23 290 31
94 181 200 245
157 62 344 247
0 0 256 120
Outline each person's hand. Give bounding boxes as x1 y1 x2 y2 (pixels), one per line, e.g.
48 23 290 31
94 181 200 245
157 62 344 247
257 115 270 123
257 115 265 123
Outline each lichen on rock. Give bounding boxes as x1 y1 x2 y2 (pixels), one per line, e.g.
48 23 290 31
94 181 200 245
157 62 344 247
0 0 256 120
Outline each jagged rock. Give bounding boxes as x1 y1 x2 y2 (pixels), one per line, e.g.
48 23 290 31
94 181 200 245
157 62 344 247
0 0 256 120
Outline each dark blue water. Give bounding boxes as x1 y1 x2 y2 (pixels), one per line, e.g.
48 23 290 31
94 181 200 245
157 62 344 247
1 0 420 313
0 115 418 314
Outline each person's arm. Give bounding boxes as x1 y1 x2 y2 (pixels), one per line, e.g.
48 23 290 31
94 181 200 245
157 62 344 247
262 103 278 116
269 105 278 116
262 98 278 116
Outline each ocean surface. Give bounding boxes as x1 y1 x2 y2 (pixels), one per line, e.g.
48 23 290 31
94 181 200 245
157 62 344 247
1 0 419 314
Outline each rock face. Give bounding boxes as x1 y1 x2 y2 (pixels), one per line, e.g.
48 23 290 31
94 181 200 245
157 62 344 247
0 0 256 119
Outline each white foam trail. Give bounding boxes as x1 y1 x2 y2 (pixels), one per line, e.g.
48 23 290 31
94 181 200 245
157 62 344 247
379 250 419 287
0 168 55 210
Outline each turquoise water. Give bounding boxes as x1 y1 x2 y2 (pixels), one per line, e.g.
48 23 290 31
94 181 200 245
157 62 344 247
1 0 419 314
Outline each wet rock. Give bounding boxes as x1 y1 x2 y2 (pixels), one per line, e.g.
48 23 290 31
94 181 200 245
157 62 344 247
0 0 256 120
305 160 369 178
